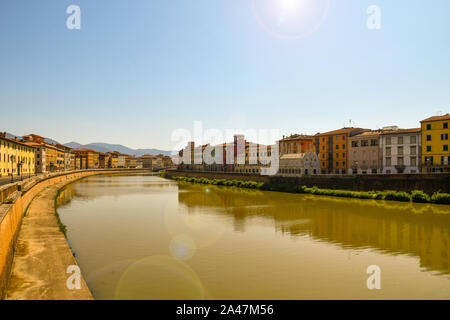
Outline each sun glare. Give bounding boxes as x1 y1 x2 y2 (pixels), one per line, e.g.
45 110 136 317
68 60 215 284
280 0 303 14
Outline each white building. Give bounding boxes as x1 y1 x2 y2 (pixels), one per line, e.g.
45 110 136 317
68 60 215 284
277 151 320 176
380 127 421 174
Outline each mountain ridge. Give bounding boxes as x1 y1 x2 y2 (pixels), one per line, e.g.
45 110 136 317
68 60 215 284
65 142 171 156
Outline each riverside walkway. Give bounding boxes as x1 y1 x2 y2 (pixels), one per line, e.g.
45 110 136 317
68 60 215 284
5 179 93 300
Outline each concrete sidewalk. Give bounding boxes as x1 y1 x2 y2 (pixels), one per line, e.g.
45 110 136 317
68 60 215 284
5 180 93 300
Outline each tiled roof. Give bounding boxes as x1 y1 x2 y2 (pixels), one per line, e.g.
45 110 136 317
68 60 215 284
56 144 72 150
351 130 384 138
71 148 99 153
1 137 37 148
280 134 314 141
421 114 450 122
315 127 366 136
380 128 420 134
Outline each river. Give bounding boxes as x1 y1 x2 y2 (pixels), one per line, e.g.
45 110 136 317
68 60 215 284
56 174 450 299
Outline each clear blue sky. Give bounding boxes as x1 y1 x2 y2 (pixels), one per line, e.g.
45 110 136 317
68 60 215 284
1 0 449 150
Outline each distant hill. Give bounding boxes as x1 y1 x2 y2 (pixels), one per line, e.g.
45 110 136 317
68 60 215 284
65 142 171 156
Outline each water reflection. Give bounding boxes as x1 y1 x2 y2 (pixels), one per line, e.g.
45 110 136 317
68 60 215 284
57 175 450 299
177 183 450 275
57 176 178 205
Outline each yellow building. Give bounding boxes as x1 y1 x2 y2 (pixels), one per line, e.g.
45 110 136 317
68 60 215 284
421 114 450 173
0 133 36 178
72 149 100 169
107 152 119 168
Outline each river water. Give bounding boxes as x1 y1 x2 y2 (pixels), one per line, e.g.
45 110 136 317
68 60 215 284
56 174 450 299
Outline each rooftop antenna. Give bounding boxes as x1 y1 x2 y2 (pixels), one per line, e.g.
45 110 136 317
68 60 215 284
437 110 443 116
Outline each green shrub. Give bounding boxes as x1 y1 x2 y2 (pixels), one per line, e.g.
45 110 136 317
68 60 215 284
383 191 411 202
373 191 385 200
431 192 450 204
355 192 375 199
411 190 431 203
168 175 443 205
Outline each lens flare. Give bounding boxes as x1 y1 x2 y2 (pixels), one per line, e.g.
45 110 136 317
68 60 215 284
114 255 207 300
170 234 196 261
252 0 331 40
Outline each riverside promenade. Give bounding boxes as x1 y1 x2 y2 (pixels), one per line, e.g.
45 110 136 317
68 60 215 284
5 179 93 300
0 169 156 300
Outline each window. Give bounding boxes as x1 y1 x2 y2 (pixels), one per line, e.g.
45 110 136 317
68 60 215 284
427 146 432 152
410 146 416 155
444 145 449 151
336 153 339 158
398 157 404 166
386 147 391 156
342 161 346 166
336 162 339 167
386 157 391 166
444 122 448 129
441 133 449 140
398 136 403 144
386 137 391 145
336 136 339 141
426 135 431 141
424 156 433 165
426 124 431 130
411 136 416 144
336 145 339 150
352 141 359 147
398 146 403 155
342 144 345 149
411 157 416 166
370 139 378 146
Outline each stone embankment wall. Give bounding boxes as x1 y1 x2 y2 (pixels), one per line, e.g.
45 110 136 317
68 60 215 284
165 170 450 194
0 169 151 299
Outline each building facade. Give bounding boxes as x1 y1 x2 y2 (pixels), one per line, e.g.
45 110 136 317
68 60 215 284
56 144 73 171
348 131 382 174
314 128 369 174
279 134 315 156
278 152 320 176
177 136 275 175
125 156 138 168
22 134 65 172
380 127 421 174
71 149 100 169
421 114 450 173
107 152 119 168
0 133 36 178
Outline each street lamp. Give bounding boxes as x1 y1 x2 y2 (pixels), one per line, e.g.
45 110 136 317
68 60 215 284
18 159 24 181
10 155 15 183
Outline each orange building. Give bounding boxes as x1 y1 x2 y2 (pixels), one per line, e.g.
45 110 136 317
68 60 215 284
22 134 65 172
314 128 370 174
278 134 315 156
